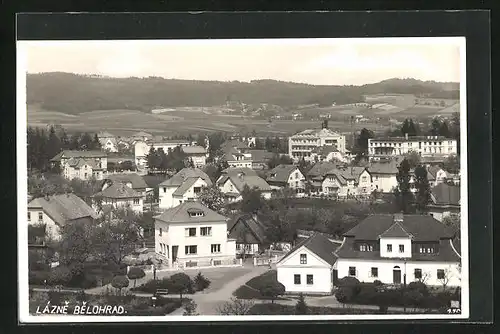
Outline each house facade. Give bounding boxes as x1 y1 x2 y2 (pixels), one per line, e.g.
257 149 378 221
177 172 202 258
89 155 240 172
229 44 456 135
222 140 253 169
51 150 108 180
266 164 306 192
98 132 118 153
366 160 399 193
154 202 237 268
320 167 369 198
181 145 208 168
288 123 347 162
94 182 144 213
368 135 458 161
28 193 97 241
228 214 269 257
158 168 212 210
217 168 272 202
277 233 339 295
335 214 461 287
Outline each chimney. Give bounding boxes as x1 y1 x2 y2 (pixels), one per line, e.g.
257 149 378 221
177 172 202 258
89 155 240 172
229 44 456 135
405 133 408 140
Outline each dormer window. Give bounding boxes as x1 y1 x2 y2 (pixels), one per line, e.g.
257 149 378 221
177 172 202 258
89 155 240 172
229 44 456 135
188 209 204 217
359 243 373 252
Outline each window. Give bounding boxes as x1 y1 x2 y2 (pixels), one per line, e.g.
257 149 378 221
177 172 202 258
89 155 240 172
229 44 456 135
236 244 241 250
133 198 140 205
371 267 378 278
414 269 422 279
387 244 392 252
300 254 307 264
159 228 162 236
295 172 299 179
189 211 204 217
185 245 197 255
349 267 356 277
185 228 196 237
200 227 212 236
194 187 202 194
211 244 221 253
38 212 43 221
399 244 404 253
294 274 301 285
163 187 166 193
359 244 373 252
27 212 31 221
362 176 367 182
419 246 435 254
306 275 314 285
437 269 445 280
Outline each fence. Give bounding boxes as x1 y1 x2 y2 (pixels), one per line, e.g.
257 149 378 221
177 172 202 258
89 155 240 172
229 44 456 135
253 255 283 266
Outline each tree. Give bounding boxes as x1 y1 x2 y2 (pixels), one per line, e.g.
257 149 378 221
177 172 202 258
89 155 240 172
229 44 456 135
111 275 130 295
146 147 161 171
438 268 453 291
438 121 451 137
267 154 294 170
194 272 211 291
295 293 308 314
240 185 265 214
46 126 62 163
57 220 94 268
414 165 431 214
335 286 353 308
93 207 141 266
183 300 199 316
404 150 421 169
394 159 413 213
216 297 255 315
443 154 460 174
198 186 225 213
127 267 146 288
429 118 441 136
79 132 94 150
165 273 194 302
91 133 102 150
354 128 375 158
442 214 461 233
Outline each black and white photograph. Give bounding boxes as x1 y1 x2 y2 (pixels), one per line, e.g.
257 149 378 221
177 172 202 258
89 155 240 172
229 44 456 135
17 36 469 322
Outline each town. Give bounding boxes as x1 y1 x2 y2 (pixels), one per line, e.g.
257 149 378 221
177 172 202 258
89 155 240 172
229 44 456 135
27 113 462 316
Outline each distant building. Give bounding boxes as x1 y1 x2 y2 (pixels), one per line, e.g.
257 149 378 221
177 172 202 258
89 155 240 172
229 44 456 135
158 168 212 210
98 131 118 153
134 139 194 169
221 140 253 169
50 150 108 180
28 193 97 241
154 202 237 269
228 214 269 257
366 160 400 193
265 164 306 193
131 131 153 142
217 168 272 202
101 173 150 198
93 182 144 214
288 122 346 162
368 134 457 161
248 149 275 170
181 145 208 168
428 183 460 222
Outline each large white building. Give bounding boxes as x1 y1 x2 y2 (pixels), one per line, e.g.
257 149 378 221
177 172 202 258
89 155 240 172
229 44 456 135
368 135 458 161
50 150 108 181
154 201 237 268
158 168 212 210
334 214 461 287
288 124 346 162
134 139 194 169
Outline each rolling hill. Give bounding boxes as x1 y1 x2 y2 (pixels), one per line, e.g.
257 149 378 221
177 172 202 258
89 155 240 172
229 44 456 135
26 72 459 115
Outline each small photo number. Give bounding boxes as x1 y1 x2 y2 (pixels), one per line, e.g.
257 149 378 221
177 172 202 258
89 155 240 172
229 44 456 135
447 308 461 314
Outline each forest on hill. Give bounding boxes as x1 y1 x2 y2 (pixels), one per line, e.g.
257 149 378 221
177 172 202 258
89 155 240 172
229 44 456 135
26 72 460 115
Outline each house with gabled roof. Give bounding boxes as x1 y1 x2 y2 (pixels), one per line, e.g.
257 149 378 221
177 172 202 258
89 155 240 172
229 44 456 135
321 166 370 198
366 160 399 193
154 202 237 268
181 145 208 168
217 168 272 202
51 150 108 180
427 165 452 187
93 182 144 213
158 168 212 210
101 173 150 197
265 164 306 192
227 214 270 257
276 233 340 295
98 131 118 153
28 193 97 240
221 140 253 169
334 213 461 287
428 183 461 222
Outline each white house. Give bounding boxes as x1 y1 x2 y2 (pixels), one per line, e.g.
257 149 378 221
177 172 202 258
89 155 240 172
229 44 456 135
27 193 97 241
366 160 399 193
98 131 118 153
93 182 144 214
154 201 237 268
320 166 368 198
158 168 212 210
427 165 452 187
221 140 253 169
181 145 208 168
50 150 108 180
334 213 461 287
134 140 152 168
277 233 340 295
265 164 306 193
217 168 272 202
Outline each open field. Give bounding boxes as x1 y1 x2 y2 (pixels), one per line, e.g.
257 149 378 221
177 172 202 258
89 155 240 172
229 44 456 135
363 94 417 109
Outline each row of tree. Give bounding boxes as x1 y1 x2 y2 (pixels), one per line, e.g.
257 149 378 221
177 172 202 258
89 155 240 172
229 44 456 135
27 126 101 172
145 146 192 173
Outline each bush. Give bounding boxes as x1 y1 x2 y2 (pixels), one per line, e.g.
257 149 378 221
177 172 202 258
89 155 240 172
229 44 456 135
337 276 360 287
111 275 130 292
47 266 73 286
166 273 195 300
373 280 383 287
295 293 308 314
193 272 211 292
408 281 429 296
47 290 64 305
233 285 262 299
127 267 146 288
259 282 286 303
335 286 353 305
246 270 278 290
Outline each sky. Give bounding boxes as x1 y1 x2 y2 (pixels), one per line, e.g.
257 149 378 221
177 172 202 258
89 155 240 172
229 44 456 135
20 38 463 86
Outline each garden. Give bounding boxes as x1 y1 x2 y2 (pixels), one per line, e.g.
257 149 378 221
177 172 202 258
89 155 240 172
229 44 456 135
233 270 288 303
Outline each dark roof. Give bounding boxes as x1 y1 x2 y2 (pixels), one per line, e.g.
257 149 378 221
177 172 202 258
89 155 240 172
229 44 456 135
431 183 460 206
50 150 106 161
325 167 365 185
159 168 212 187
154 202 227 223
67 158 100 169
306 161 338 178
182 146 207 155
96 183 142 199
248 150 275 163
266 164 299 184
28 193 97 226
104 173 148 189
278 233 340 266
228 214 268 244
172 177 199 196
343 214 456 241
367 161 399 175
218 172 271 193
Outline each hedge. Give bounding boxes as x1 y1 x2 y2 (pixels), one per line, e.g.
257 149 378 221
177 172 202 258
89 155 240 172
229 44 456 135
233 285 262 299
247 303 402 315
130 277 195 295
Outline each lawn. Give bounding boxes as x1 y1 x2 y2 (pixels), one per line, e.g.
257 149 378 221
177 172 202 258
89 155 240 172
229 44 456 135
233 270 290 301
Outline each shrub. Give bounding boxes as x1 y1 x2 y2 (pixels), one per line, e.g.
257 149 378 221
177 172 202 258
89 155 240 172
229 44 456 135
335 286 353 305
259 282 286 303
233 285 262 299
193 272 211 292
47 266 73 286
246 270 278 290
408 281 429 296
29 270 51 286
295 293 308 315
127 267 146 288
166 273 195 301
183 300 199 316
373 280 383 287
337 276 360 287
111 275 130 293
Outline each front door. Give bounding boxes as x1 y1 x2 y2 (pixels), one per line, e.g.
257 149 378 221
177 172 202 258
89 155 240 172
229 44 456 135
393 269 402 284
172 246 178 262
